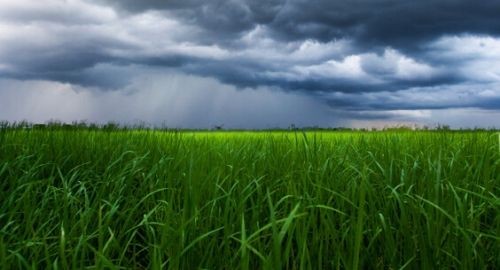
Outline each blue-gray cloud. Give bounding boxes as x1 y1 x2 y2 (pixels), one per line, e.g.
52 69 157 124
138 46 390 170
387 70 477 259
92 0 500 45
0 0 499 126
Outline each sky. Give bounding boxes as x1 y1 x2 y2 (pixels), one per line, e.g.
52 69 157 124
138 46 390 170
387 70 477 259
1 0 499 129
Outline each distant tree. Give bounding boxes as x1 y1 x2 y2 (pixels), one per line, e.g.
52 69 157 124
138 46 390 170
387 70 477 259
103 122 120 131
214 124 224 130
0 121 8 129
436 124 451 131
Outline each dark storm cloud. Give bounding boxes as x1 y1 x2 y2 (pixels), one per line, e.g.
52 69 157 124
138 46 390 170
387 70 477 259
93 0 284 38
323 82 500 114
0 0 499 119
95 0 500 48
187 58 462 93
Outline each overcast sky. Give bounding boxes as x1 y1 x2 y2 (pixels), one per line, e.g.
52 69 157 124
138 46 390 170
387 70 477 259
1 0 499 128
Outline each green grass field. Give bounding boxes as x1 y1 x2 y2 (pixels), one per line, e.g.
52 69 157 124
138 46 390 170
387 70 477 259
0 128 498 269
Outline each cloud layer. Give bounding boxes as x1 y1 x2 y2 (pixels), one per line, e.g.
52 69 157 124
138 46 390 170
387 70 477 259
0 0 499 127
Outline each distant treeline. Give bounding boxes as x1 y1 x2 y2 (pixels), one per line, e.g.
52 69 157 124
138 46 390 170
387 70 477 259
0 120 498 132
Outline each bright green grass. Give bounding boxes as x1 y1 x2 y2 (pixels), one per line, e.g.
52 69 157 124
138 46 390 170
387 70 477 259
0 129 498 269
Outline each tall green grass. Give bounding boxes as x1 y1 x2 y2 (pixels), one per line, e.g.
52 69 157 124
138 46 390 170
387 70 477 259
0 129 498 269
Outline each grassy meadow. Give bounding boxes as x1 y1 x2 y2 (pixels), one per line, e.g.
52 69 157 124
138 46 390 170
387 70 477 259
0 126 499 269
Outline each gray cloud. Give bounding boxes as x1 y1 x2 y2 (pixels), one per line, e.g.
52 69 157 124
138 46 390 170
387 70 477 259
2 75 498 129
0 74 341 128
0 0 499 127
92 0 500 47
324 82 500 111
